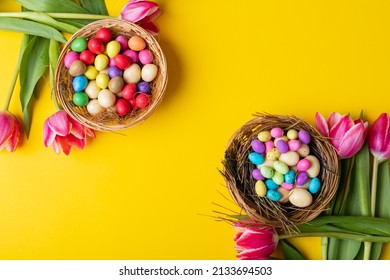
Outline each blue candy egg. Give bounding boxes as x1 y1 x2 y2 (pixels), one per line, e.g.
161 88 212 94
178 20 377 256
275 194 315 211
248 152 265 165
266 189 282 201
284 170 296 184
308 177 321 194
72 75 88 92
265 179 279 190
137 81 152 93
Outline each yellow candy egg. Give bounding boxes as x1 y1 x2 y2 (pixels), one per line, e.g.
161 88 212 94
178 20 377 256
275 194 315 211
258 131 272 142
266 148 281 160
96 73 110 89
255 180 267 197
84 65 98 80
106 41 121 58
94 54 109 71
287 129 298 140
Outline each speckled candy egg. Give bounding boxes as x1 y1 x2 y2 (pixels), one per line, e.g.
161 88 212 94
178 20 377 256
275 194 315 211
265 179 279 190
266 189 282 201
266 148 281 160
69 60 86 76
273 161 289 174
260 166 274 179
258 131 272 142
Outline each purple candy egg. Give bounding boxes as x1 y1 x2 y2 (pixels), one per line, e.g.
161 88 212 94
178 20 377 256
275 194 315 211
137 81 152 93
251 139 265 153
276 139 289 154
123 49 138 63
298 129 311 144
252 169 265 181
296 171 309 186
108 66 123 78
64 51 80 68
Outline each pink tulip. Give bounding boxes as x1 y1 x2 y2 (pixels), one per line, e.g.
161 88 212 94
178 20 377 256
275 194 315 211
315 112 368 159
43 110 95 155
368 113 390 163
0 111 20 152
120 0 161 36
233 220 278 260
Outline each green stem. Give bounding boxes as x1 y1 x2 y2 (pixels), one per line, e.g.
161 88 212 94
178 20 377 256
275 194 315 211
3 62 19 111
371 156 379 216
279 232 390 243
321 237 328 260
47 13 114 20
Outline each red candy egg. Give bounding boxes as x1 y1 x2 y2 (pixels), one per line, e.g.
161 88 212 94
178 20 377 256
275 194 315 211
116 98 132 116
95 27 112 43
135 93 150 109
79 50 95 65
129 99 137 109
88 38 105 54
114 54 132 70
121 83 137 100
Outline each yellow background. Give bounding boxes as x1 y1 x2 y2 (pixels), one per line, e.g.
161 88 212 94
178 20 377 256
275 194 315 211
0 0 389 259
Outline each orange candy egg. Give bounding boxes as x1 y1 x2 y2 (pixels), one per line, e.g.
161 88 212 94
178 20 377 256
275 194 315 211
128 35 146 51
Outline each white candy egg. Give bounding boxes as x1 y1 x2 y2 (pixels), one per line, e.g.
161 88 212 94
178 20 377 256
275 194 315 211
141 63 158 82
123 64 141 83
84 80 100 99
289 188 313 207
87 99 105 115
98 89 116 108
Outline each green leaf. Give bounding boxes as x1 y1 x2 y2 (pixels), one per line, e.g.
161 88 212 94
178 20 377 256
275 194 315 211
80 0 108 15
49 39 59 89
57 18 94 28
355 143 371 216
280 240 305 260
0 18 66 42
332 158 353 215
19 36 50 136
371 161 390 259
17 0 90 14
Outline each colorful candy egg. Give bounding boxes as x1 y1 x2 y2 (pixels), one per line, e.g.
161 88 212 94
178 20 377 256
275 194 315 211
252 169 265 181
248 152 265 165
273 161 289 174
251 139 265 153
258 131 272 142
255 180 267 197
308 177 321 194
265 179 279 190
289 188 313 207
266 189 282 201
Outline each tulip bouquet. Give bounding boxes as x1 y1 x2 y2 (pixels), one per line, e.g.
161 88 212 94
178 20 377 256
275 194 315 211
226 112 390 260
0 0 161 155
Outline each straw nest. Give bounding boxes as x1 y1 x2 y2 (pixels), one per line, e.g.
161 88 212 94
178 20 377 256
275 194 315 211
222 113 339 231
55 19 168 131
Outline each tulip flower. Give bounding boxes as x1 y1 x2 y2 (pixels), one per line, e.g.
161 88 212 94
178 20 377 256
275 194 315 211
315 112 368 158
233 220 278 260
43 110 95 155
368 113 390 163
120 0 161 36
0 111 20 152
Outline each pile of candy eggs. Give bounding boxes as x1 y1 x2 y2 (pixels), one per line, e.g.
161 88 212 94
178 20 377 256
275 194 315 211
248 127 322 208
63 27 159 117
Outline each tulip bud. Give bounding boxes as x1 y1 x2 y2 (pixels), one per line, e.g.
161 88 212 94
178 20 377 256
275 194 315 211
0 111 20 152
368 113 390 163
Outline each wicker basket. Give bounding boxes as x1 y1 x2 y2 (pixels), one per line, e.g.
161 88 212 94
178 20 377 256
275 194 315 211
55 19 168 131
222 113 339 231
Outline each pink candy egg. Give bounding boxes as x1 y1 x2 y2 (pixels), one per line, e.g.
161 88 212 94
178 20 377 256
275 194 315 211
288 139 301 152
270 127 284 138
64 51 80 68
123 49 139 63
281 182 294 190
115 35 129 51
265 140 274 153
139 49 154 64
297 159 311 171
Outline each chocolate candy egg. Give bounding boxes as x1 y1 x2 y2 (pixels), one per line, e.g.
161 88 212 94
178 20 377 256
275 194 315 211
79 50 95 65
296 171 309 186
266 189 282 201
308 177 321 194
114 54 132 70
255 180 267 197
258 131 272 142
265 179 279 190
69 60 86 76
289 188 313 207
279 151 300 166
273 161 289 174
260 166 274 179
64 51 80 68
270 127 284 138
128 35 146 51
298 129 311 144
96 27 112 43
141 63 158 82
123 64 141 83
98 89 116 108
305 155 320 178
108 76 124 94
252 169 264 181
87 99 105 115
273 136 288 146
276 139 289 154
115 98 132 116
251 139 265 153
248 152 265 165
135 93 150 108
72 75 88 92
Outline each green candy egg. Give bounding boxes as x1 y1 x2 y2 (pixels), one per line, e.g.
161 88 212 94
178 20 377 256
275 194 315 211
71 37 87 52
273 161 289 174
73 92 89 106
272 171 284 185
260 166 274 179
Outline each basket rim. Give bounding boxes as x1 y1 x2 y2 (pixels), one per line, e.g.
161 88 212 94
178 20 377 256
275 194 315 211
55 18 168 131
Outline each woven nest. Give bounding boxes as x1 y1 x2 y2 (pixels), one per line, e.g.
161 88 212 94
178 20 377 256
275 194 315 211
222 113 339 231
55 19 168 131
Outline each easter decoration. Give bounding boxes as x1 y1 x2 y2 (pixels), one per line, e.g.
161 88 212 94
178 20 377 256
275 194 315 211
222 113 339 230
0 0 166 154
